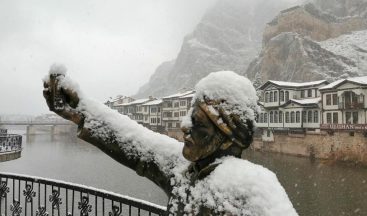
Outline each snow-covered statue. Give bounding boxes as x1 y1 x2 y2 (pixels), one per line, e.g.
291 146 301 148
43 64 297 216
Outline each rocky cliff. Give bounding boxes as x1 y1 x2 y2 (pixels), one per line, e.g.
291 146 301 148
246 0 367 87
312 0 367 18
135 0 300 98
263 3 367 44
247 32 359 84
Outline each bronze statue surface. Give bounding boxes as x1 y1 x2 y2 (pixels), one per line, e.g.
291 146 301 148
43 65 297 215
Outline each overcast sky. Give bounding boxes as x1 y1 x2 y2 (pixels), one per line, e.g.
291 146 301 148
0 0 215 115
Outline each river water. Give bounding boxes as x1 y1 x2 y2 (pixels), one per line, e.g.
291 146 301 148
0 129 366 216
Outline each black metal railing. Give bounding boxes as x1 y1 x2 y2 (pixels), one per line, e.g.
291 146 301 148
0 172 166 216
0 134 22 153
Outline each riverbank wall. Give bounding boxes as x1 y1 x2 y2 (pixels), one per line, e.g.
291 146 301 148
252 130 367 166
0 150 21 162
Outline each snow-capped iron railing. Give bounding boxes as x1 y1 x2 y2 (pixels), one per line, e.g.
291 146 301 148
0 172 166 216
0 134 22 153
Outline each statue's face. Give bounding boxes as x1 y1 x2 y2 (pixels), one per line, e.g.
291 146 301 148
181 103 223 162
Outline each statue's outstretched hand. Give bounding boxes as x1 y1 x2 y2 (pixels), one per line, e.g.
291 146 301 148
43 64 84 125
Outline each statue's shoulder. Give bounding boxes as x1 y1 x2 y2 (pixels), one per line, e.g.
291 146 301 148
196 156 298 216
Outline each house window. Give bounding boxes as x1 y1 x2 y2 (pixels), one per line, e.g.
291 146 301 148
301 90 305 98
260 113 264 123
264 113 268 123
164 112 172 118
327 113 332 123
296 111 300 123
168 122 172 128
176 122 181 128
280 91 284 102
308 89 312 97
274 92 278 102
180 111 186 116
326 94 331 105
308 110 313 123
285 112 290 123
333 112 338 124
302 111 307 123
174 102 179 107
274 111 278 123
166 101 172 108
174 112 179 117
353 112 358 124
346 112 351 124
151 107 157 113
346 112 358 124
265 92 269 102
285 91 289 101
332 94 338 105
279 111 283 123
270 92 273 102
314 111 319 123
270 111 273 123
180 101 186 106
267 130 271 137
157 118 160 124
291 111 295 123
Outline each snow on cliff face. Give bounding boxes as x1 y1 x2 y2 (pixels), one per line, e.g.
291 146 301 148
319 30 367 75
312 0 367 18
246 0 367 86
246 32 359 84
135 0 302 98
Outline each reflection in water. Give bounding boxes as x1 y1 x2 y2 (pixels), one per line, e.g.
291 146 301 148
243 151 367 216
0 131 366 215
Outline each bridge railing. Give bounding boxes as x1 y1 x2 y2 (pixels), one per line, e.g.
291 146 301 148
0 134 22 153
0 172 166 216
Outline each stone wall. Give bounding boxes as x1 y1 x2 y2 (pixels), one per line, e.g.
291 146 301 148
0 151 21 162
253 130 367 165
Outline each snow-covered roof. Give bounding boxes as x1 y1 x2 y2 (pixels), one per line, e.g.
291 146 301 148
319 76 367 90
281 97 321 108
262 80 327 89
142 99 163 106
179 93 195 99
162 90 194 99
117 98 151 106
290 98 321 105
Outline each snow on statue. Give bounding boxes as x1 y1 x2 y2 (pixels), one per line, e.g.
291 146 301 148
43 63 298 216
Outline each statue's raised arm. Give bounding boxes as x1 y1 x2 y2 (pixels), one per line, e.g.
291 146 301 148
43 64 186 194
43 64 298 215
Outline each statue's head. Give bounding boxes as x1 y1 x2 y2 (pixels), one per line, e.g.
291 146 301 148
181 71 259 162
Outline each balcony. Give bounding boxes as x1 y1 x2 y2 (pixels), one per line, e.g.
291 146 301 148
0 172 166 216
338 102 364 110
